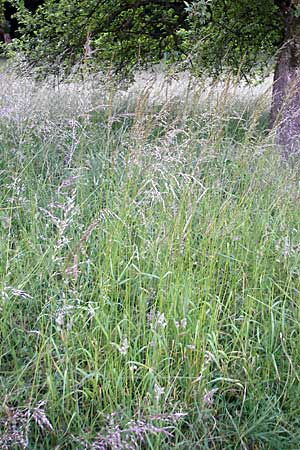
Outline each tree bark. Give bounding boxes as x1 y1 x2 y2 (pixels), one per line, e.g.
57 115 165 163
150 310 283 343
3 32 11 43
271 0 300 156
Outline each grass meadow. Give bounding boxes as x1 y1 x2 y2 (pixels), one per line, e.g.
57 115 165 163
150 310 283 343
1 67 300 449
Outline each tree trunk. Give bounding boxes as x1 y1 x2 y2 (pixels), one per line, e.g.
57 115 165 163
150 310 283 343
270 0 300 156
3 32 11 43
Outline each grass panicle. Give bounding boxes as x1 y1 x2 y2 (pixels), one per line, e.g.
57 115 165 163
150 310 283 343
1 66 300 449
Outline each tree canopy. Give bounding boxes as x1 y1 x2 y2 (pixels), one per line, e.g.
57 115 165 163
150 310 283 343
5 0 286 79
185 1 284 79
9 0 188 76
4 1 300 152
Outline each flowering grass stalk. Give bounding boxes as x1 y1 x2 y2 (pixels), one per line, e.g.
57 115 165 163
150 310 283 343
0 67 300 449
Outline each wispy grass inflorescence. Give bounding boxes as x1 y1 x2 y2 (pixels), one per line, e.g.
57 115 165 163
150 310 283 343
1 65 300 449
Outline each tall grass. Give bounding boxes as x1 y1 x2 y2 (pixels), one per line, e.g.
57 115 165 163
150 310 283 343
1 67 300 449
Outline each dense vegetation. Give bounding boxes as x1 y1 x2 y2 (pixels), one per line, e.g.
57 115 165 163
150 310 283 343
1 68 300 449
1 1 300 448
3 0 285 78
3 1 300 153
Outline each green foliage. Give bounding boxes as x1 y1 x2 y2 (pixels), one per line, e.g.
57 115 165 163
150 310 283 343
10 0 188 77
7 0 285 79
0 0 10 33
0 0 4 21
184 0 284 79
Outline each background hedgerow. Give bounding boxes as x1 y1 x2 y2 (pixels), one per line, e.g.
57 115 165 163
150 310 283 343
1 66 300 449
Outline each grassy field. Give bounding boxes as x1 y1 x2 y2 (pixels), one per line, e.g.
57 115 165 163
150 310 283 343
1 67 300 449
